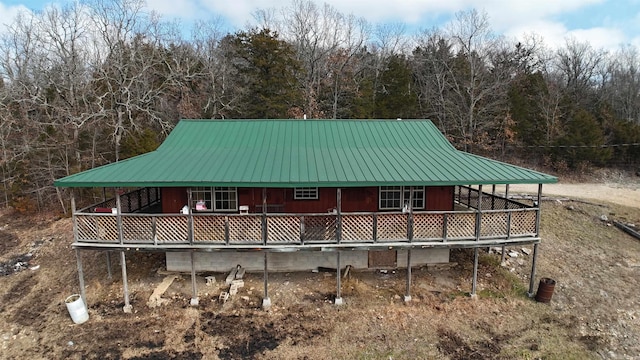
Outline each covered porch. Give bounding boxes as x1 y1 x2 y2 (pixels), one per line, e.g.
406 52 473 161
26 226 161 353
70 183 544 311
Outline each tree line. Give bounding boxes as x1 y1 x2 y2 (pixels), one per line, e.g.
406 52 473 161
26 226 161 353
2 0 640 212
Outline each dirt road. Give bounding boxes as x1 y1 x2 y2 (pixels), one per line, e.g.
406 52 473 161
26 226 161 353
498 182 640 208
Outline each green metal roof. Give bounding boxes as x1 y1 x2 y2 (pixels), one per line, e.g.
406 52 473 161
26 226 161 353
54 119 557 188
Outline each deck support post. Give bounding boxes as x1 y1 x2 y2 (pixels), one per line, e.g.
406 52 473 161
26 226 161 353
528 184 543 297
71 192 87 305
116 189 132 313
335 251 343 305
471 247 479 298
501 184 510 264
404 249 412 302
190 251 199 306
120 251 132 313
262 252 271 310
106 252 113 280
76 249 87 306
528 243 539 297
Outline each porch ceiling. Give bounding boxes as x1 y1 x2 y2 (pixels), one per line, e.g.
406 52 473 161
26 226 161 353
54 119 557 188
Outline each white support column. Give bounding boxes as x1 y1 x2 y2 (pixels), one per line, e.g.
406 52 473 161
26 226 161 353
528 243 540 297
120 251 132 313
262 252 271 310
190 251 199 306
116 189 132 313
335 251 343 305
76 249 87 306
404 249 412 302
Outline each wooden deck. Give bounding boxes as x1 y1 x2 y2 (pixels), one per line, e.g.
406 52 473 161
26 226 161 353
72 186 540 251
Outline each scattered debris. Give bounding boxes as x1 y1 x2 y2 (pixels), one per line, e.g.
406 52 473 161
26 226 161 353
521 248 532 256
219 292 229 303
225 264 245 285
614 220 640 241
508 251 519 258
205 276 216 286
147 275 178 308
343 265 351 279
599 215 609 222
0 253 33 276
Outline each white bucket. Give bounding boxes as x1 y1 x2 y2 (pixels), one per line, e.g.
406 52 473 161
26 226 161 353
65 294 89 324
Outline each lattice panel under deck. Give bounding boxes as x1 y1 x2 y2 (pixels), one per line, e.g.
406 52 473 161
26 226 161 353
228 216 262 244
155 216 189 243
302 215 336 242
413 213 444 240
341 214 374 242
446 213 476 239
267 217 301 243
193 216 225 242
510 211 536 235
376 214 408 241
480 212 508 237
122 216 154 242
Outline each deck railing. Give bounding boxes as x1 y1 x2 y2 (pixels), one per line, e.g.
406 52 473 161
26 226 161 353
72 185 538 248
74 208 537 246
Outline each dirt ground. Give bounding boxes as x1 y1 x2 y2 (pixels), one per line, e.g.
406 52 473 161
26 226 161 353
1 179 640 359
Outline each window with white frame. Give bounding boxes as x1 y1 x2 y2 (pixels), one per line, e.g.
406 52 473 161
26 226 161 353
379 186 425 210
191 187 212 211
294 187 319 200
190 187 237 212
214 187 238 211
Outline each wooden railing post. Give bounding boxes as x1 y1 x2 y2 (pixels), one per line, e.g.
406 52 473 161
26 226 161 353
262 188 268 245
116 189 123 245
373 213 378 242
475 185 483 242
187 189 194 245
442 213 448 241
407 186 414 242
336 188 342 244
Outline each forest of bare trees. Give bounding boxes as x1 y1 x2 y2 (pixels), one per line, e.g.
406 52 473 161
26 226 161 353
1 0 640 212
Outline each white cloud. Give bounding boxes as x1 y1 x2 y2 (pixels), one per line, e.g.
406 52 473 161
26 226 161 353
0 0 634 51
0 3 31 33
567 27 626 50
145 0 201 20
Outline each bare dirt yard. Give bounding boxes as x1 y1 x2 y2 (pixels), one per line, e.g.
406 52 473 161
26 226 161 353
1 178 640 359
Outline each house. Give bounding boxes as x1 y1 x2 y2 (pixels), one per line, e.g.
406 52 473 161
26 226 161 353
54 119 557 311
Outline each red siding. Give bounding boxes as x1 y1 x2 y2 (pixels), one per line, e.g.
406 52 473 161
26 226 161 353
426 186 454 211
341 187 377 212
159 186 454 213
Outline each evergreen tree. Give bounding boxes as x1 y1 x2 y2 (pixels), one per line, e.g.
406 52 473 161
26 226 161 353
555 109 611 167
374 55 418 119
227 28 304 118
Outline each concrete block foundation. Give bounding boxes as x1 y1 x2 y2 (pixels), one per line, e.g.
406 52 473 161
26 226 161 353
166 249 449 272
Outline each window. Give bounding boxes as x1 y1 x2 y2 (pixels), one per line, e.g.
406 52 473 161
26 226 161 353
191 187 212 211
379 186 402 210
190 187 237 212
214 187 238 211
379 186 425 210
294 187 319 200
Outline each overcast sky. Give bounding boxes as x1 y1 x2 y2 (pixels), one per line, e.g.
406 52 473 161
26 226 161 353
1 0 639 50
